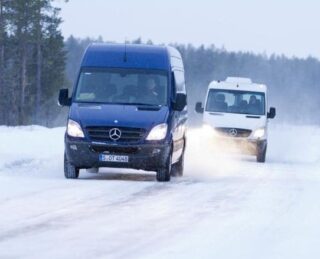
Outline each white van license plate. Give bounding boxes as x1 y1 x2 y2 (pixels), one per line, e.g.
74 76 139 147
99 154 129 163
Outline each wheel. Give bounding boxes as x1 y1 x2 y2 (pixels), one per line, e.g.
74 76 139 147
256 145 267 163
171 150 184 177
64 153 80 179
156 151 172 182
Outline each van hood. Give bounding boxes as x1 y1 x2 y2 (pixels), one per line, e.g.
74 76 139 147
203 112 267 131
69 103 169 130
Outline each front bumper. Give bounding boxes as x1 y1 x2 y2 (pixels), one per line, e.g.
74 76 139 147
210 136 267 155
235 138 267 155
65 136 171 171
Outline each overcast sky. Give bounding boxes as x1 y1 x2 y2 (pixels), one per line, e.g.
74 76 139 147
55 0 320 59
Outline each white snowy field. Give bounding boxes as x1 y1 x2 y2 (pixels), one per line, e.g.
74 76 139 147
0 124 320 259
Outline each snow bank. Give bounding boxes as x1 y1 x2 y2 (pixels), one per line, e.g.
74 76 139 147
0 126 65 177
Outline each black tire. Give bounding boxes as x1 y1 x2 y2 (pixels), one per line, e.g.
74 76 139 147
156 151 172 182
64 153 80 179
256 146 267 163
171 151 184 177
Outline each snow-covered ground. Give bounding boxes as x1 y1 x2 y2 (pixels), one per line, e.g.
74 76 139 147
0 124 320 259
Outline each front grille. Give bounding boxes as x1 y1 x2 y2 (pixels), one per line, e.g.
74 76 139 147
91 145 139 154
86 126 146 143
214 127 252 138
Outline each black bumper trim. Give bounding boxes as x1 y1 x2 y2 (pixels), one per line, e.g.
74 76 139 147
65 139 171 172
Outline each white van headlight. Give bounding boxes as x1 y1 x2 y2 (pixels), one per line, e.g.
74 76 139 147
67 119 85 138
253 127 266 139
147 123 168 140
202 124 217 137
202 124 213 132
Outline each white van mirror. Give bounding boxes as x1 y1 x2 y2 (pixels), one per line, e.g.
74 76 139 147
267 107 276 119
195 102 204 114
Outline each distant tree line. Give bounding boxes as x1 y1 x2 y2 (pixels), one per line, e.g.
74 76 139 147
176 44 320 124
64 37 320 125
1 15 319 126
0 0 65 126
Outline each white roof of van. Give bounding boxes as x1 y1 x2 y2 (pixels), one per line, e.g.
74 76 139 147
225 77 252 84
208 77 267 92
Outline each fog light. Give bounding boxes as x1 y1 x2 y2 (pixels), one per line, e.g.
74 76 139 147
70 144 77 150
152 148 161 155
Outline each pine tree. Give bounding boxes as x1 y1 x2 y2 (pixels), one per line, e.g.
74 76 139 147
32 0 66 125
0 0 6 123
0 0 66 126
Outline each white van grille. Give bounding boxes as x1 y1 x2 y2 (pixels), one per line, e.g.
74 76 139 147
214 127 252 138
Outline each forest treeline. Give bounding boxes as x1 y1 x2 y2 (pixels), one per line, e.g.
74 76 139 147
0 0 65 126
0 0 319 126
65 37 320 125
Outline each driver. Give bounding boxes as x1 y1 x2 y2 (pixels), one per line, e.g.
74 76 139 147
248 95 260 114
143 78 160 104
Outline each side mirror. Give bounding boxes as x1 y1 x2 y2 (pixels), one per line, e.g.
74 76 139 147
58 89 71 106
173 93 187 111
195 102 204 114
267 107 276 119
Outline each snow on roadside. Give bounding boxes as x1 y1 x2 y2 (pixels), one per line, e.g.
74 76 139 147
0 126 65 177
185 123 320 181
0 123 319 179
0 123 320 259
268 124 320 164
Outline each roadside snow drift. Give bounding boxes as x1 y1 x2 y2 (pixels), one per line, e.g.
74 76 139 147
0 124 320 259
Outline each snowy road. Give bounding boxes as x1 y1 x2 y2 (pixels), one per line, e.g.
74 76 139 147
0 125 320 259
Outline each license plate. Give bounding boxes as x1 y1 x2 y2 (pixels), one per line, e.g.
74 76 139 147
99 154 129 163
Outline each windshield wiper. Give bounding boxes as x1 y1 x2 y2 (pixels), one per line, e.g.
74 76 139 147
119 102 161 107
76 101 162 107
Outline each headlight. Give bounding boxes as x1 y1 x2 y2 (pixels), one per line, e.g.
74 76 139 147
146 123 168 140
202 123 217 136
67 119 84 138
253 127 266 139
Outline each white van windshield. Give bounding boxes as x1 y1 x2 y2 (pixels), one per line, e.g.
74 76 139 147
206 89 265 115
75 68 168 106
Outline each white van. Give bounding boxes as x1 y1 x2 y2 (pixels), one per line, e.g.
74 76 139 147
195 77 276 162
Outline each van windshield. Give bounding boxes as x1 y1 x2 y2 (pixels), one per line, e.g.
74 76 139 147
75 68 168 106
206 89 265 115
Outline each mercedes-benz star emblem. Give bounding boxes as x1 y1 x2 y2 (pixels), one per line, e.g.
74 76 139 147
109 128 121 141
229 128 238 137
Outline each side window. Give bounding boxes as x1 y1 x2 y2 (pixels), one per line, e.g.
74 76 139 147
173 70 186 93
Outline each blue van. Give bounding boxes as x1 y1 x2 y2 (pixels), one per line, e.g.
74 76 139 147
59 44 187 182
